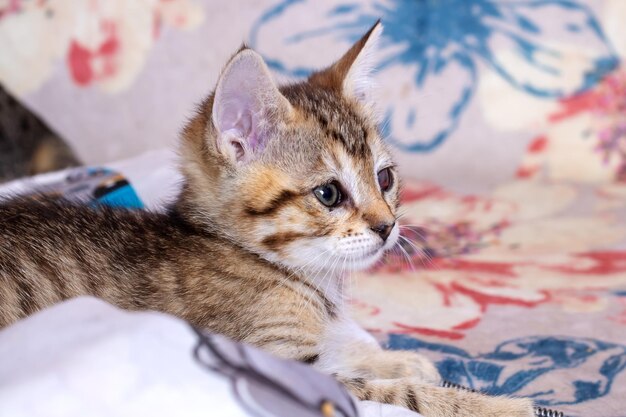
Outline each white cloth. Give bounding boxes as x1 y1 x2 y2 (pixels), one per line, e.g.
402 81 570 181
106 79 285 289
0 298 421 417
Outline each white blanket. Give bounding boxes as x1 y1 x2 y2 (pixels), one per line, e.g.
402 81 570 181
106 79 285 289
0 298 420 417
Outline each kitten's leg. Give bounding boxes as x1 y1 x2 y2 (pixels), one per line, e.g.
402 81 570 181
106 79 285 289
318 318 534 416
240 289 325 363
341 377 535 417
244 320 321 364
316 317 440 382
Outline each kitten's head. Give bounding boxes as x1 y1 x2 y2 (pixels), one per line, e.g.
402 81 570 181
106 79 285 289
179 22 399 274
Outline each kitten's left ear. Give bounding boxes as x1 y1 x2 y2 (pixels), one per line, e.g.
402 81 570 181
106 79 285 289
310 20 382 106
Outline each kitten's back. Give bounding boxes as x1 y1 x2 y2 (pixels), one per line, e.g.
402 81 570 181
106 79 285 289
0 198 195 326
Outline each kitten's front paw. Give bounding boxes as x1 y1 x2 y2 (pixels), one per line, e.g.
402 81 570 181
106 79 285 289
477 395 536 417
434 385 535 417
399 351 441 383
341 377 535 417
351 350 440 382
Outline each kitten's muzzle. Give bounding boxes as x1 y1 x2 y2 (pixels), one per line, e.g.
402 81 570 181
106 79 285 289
370 221 395 242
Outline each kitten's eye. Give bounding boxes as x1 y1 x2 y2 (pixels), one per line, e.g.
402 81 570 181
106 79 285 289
377 167 393 192
313 182 342 207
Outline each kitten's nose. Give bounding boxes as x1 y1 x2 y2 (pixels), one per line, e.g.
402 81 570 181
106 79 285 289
371 221 395 242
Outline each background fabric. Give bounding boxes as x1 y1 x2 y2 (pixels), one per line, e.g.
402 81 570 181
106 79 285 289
0 84 79 183
1 0 625 190
0 297 387 417
1 1 626 416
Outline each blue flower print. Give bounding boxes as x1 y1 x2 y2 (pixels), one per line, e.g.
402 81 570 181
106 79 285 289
389 334 626 415
250 0 618 152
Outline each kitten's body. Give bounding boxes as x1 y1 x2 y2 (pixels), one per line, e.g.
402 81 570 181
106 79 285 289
0 198 328 360
0 24 534 416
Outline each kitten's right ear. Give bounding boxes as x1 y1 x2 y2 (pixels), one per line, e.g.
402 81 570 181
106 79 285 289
309 20 382 107
212 47 292 164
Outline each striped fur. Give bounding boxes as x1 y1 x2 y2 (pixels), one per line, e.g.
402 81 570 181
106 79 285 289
0 22 534 416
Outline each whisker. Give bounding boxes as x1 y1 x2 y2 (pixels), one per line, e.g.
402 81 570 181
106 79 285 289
399 235 433 269
300 250 339 317
283 248 332 316
337 253 349 310
388 244 404 272
318 253 342 311
398 234 438 270
398 234 427 257
396 237 416 272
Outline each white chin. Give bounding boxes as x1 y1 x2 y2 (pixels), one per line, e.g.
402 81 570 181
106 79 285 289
345 250 384 271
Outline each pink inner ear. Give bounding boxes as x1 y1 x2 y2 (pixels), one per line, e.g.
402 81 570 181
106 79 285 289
247 112 263 152
235 107 260 151
226 105 264 154
213 49 289 160
230 139 245 161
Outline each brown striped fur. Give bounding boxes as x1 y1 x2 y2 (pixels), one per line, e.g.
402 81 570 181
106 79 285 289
0 22 534 416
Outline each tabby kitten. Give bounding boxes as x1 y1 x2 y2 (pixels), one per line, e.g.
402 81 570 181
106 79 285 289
0 23 534 416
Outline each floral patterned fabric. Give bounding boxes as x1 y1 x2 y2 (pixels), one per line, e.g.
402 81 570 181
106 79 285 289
0 0 203 93
353 179 626 416
1 1 626 416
